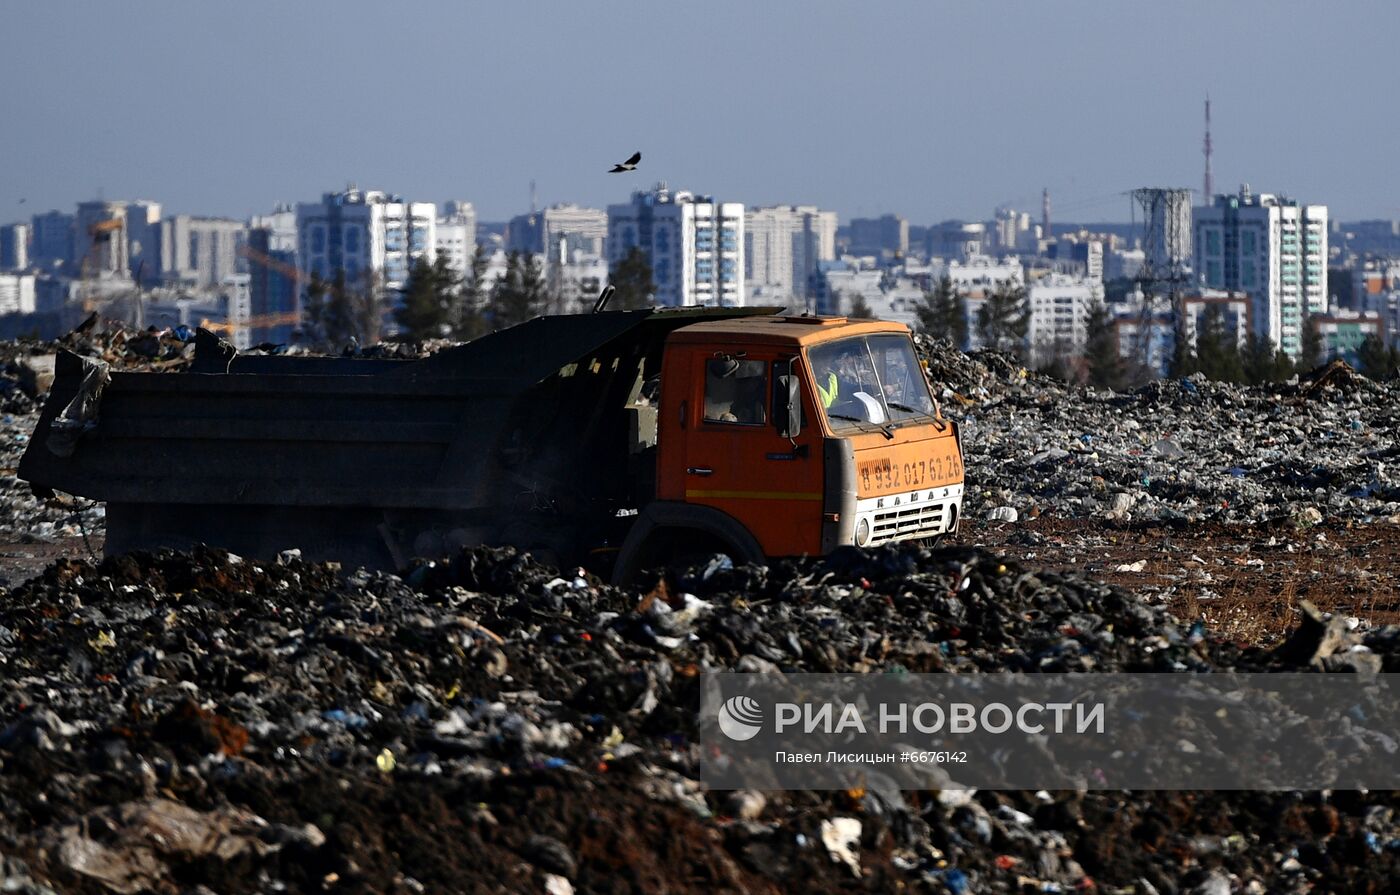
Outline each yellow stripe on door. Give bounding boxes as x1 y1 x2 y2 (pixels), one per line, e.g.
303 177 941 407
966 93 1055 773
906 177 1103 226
686 489 823 502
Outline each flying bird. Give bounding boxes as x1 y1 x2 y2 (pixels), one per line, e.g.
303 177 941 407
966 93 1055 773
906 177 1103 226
609 151 641 173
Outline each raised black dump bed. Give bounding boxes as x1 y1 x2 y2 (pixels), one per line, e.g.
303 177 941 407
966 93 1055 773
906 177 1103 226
20 307 775 569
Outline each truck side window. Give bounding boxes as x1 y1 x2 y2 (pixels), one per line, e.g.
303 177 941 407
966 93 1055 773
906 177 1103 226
704 358 767 425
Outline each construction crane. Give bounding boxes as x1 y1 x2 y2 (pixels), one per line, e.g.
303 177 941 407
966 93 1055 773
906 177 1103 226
79 217 127 312
198 309 302 335
238 243 301 282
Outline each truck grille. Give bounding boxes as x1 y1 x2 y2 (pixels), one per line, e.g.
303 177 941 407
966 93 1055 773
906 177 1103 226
870 500 951 544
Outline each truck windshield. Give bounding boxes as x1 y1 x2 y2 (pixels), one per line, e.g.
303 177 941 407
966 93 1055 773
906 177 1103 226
808 334 937 432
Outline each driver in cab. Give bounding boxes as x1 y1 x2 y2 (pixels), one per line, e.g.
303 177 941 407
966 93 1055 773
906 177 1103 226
814 345 885 424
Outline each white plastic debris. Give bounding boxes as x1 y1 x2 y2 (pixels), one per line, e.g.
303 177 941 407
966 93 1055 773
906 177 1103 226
820 817 862 877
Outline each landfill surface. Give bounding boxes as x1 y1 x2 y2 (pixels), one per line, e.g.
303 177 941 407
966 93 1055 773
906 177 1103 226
3 545 1399 894
915 335 1400 527
0 327 1399 893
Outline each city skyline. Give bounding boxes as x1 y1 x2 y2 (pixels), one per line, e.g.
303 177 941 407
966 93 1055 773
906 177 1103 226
3 2 1398 223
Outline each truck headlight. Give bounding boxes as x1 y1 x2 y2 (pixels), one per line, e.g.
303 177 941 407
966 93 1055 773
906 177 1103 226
856 517 871 546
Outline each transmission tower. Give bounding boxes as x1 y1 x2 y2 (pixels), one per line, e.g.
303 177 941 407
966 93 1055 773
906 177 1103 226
1132 188 1194 374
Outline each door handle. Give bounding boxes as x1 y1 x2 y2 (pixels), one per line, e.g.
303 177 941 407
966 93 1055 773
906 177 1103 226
686 467 714 476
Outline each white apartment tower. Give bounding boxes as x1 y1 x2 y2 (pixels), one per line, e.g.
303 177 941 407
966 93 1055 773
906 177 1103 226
608 185 744 307
435 201 477 280
1026 274 1102 365
745 205 837 304
1193 186 1328 359
248 205 298 252
0 273 36 315
0 223 29 271
159 215 245 287
125 201 162 280
296 188 437 292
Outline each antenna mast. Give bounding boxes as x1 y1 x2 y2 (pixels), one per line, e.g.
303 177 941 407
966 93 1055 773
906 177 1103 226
1202 96 1214 202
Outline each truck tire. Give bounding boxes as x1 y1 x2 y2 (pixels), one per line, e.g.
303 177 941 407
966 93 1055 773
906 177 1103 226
610 501 765 587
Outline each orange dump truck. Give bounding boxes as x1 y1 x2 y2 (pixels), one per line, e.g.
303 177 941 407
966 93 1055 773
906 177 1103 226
20 308 964 583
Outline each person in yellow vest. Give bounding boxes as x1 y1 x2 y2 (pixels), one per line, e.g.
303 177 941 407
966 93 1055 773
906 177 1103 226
815 346 865 409
816 368 839 408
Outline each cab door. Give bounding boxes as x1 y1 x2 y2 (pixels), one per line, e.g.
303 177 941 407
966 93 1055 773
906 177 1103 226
679 349 824 556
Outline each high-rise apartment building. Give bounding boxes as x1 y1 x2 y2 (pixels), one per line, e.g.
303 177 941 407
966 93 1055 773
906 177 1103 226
746 208 794 299
509 204 606 260
30 211 74 269
0 273 36 315
441 201 476 230
925 221 985 261
547 253 610 315
70 199 162 279
247 226 300 345
847 214 908 259
0 223 29 271
1193 186 1328 359
938 255 1027 350
125 201 162 281
1026 273 1102 364
295 188 437 292
249 205 298 252
1310 309 1382 365
435 221 473 280
607 185 744 307
159 216 247 287
434 201 477 279
1048 235 1104 281
74 201 129 275
990 208 1038 254
745 205 837 304
1178 290 1252 354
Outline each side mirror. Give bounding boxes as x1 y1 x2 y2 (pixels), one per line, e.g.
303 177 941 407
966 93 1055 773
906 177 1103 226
776 360 802 439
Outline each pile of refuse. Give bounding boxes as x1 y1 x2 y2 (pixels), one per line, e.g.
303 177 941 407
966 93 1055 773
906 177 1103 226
0 326 191 552
0 344 102 554
2 543 1398 893
915 337 1400 526
0 419 101 555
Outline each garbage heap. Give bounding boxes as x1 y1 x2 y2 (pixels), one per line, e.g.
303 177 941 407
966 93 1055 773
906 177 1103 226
0 324 219 549
916 336 1400 527
0 342 101 550
2 544 1398 894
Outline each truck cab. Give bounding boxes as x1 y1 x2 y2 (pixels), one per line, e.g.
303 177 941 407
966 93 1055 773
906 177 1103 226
613 315 963 582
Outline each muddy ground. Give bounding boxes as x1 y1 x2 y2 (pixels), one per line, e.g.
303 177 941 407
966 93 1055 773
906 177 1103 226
968 516 1400 644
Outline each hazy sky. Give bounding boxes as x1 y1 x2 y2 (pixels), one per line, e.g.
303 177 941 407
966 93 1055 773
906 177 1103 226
3 1 1397 224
